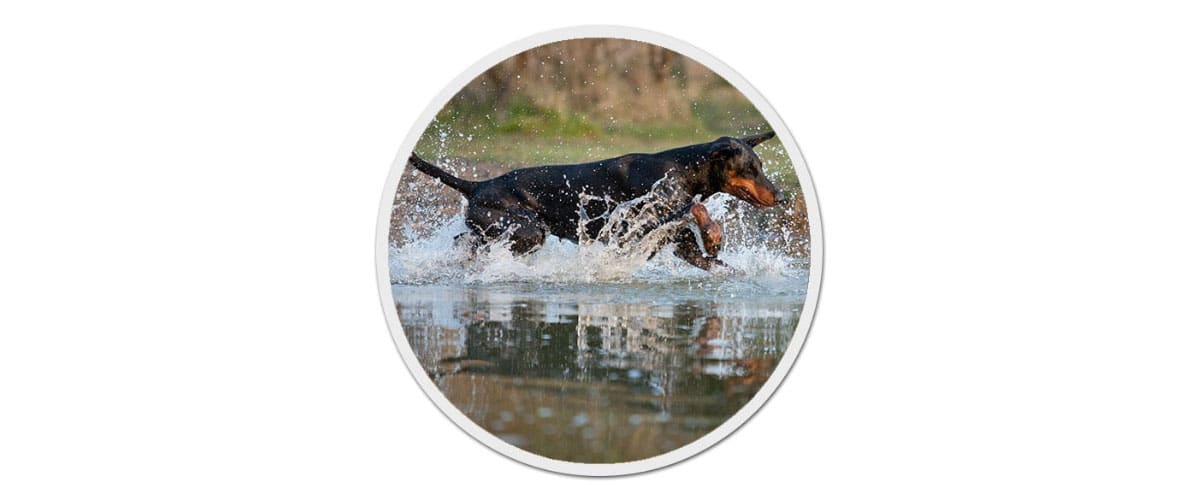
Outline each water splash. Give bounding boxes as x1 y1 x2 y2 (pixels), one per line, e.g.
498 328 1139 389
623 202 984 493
390 180 807 287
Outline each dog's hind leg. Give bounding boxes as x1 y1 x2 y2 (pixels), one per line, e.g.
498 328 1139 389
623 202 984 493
466 206 547 256
452 231 482 258
506 223 547 255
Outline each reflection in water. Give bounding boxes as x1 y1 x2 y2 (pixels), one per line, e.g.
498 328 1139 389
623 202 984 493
395 282 804 463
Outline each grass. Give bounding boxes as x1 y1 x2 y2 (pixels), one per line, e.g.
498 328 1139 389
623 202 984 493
412 93 799 190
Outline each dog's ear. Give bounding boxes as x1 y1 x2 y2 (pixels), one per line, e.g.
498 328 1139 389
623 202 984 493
742 131 776 148
708 140 737 160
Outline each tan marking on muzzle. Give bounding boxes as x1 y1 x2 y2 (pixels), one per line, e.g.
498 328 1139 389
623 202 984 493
724 176 778 207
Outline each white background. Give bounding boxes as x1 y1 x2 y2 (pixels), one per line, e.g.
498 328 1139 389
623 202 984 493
2 1 1197 498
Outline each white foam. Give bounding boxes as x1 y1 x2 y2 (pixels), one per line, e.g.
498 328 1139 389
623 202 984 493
390 187 807 286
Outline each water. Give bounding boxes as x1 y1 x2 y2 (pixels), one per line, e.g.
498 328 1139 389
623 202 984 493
389 211 809 462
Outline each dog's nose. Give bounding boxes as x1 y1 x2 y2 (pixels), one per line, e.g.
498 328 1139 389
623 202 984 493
769 186 784 205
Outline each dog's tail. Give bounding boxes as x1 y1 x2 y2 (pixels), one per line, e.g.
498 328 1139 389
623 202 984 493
408 154 477 196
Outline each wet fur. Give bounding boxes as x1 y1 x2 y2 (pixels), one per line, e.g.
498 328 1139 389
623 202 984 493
408 132 780 271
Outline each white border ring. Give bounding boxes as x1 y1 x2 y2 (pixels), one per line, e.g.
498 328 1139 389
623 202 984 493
375 25 824 477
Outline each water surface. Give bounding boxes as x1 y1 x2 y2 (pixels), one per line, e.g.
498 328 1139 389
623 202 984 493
393 275 806 463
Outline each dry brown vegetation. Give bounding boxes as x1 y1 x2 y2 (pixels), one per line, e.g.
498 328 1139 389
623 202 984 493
458 39 728 124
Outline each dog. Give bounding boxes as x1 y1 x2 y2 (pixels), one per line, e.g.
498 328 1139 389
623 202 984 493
408 131 781 271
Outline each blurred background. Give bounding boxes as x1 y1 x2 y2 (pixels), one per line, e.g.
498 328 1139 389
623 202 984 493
391 38 809 257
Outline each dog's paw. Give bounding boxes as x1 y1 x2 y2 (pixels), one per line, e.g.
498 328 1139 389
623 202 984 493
708 259 748 277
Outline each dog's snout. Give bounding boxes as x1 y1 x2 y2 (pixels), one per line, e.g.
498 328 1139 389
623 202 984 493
757 179 783 207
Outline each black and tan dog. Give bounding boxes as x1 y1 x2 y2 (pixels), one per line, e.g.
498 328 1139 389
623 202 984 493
408 131 781 270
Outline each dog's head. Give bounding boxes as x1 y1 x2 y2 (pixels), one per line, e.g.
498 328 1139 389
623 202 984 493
708 131 782 207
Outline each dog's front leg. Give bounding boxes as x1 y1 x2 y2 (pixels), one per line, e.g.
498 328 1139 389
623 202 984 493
688 203 723 258
668 203 725 271
672 229 725 271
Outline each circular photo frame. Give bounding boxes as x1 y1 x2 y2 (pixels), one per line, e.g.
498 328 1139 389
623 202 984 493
376 25 823 476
